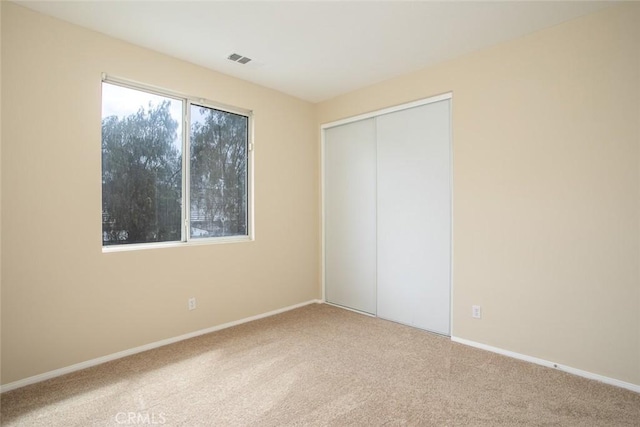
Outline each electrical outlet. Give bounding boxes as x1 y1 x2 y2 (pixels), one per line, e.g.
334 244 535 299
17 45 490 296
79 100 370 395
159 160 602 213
472 305 481 319
188 297 197 311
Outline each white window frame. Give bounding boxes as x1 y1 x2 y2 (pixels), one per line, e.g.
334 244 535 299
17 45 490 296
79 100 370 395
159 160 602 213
101 74 255 253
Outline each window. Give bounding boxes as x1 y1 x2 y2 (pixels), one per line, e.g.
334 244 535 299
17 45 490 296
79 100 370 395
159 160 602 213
101 78 251 248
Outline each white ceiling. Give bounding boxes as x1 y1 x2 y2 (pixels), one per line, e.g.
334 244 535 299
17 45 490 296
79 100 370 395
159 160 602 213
17 1 614 102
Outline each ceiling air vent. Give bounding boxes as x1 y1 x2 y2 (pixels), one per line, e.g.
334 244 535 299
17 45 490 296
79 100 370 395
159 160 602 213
228 53 252 64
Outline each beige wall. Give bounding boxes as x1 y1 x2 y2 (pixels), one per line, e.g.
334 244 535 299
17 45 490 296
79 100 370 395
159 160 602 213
0 2 319 384
318 4 640 386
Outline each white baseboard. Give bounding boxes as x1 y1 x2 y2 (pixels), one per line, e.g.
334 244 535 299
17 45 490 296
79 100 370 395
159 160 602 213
1 299 322 393
451 336 640 394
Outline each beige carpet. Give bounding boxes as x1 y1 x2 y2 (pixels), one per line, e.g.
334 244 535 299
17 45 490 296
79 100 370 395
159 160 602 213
1 303 639 426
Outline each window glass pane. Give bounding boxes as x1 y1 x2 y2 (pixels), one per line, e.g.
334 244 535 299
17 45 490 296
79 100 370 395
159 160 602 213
190 105 248 239
101 82 183 245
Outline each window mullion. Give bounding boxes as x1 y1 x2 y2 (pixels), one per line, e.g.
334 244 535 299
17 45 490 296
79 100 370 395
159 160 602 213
184 101 191 242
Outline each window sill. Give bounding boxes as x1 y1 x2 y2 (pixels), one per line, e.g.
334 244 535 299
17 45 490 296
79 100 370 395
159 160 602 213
102 235 253 253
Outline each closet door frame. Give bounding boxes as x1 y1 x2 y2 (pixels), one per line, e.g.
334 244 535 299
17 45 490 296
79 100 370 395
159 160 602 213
321 92 453 330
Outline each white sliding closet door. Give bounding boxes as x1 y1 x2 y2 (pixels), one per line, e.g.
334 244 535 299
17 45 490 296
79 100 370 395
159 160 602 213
376 100 451 334
324 119 377 314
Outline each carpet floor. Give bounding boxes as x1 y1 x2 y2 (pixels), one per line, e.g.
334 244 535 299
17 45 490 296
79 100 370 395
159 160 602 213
1 303 639 426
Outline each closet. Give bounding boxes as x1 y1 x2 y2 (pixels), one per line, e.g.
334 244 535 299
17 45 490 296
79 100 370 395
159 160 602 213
323 94 451 335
